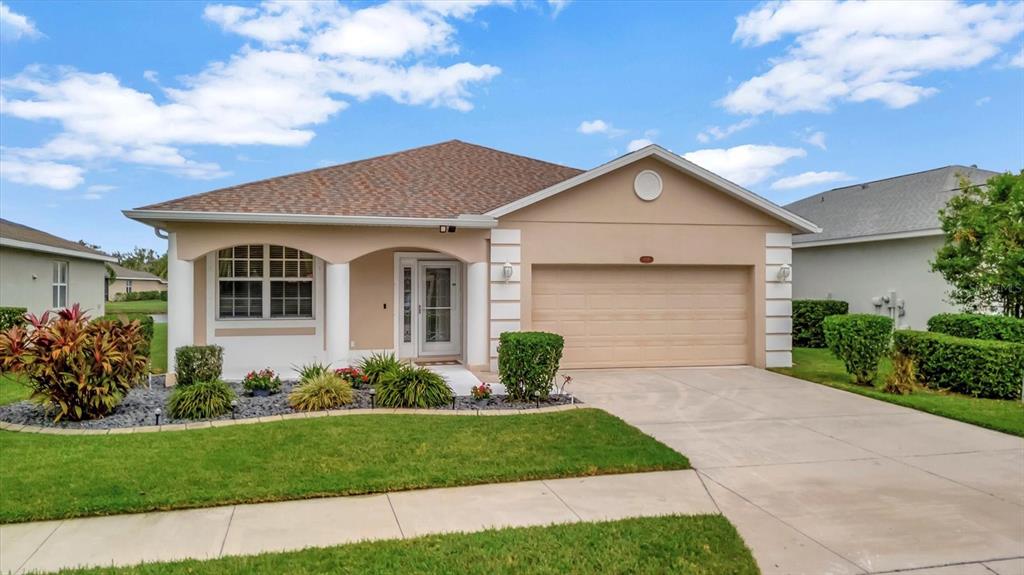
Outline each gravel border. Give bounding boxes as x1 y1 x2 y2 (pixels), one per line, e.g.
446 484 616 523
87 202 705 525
0 381 580 430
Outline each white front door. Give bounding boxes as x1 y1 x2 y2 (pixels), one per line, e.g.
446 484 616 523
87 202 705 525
418 261 460 356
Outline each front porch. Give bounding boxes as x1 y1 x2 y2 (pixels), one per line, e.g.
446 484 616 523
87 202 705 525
164 227 497 381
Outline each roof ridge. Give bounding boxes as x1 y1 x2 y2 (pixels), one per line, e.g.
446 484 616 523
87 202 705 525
790 165 997 205
449 140 583 173
0 218 108 256
133 140 474 211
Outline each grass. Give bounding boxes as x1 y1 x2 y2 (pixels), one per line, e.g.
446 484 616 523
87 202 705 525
106 299 167 314
151 323 167 373
57 515 758 575
0 373 30 406
773 347 1024 437
0 408 689 523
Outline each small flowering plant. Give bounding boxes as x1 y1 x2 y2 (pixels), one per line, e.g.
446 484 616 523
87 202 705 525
470 383 492 400
335 366 370 389
243 368 282 395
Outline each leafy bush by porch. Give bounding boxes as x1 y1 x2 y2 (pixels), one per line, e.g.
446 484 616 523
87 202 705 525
289 372 354 411
893 330 1024 399
926 313 1024 344
792 299 849 347
98 312 154 358
358 352 403 385
823 314 892 385
0 307 26 332
0 305 148 421
175 345 223 385
498 332 564 401
0 408 689 523
167 380 235 420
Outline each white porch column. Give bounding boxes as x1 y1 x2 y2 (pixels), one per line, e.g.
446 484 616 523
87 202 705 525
166 232 194 374
466 262 488 368
325 262 350 366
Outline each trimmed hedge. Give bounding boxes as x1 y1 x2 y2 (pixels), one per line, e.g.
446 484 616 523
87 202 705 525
793 300 849 347
927 313 1024 344
498 331 564 401
893 330 1024 399
114 290 167 302
823 314 893 385
174 345 223 386
0 307 27 331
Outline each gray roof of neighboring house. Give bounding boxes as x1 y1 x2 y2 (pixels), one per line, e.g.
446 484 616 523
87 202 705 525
785 165 1001 245
106 263 165 282
0 219 115 261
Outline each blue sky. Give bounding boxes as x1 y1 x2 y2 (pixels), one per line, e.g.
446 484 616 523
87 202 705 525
1 0 1022 253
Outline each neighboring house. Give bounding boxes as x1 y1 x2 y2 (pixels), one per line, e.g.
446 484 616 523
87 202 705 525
0 219 115 317
785 165 999 329
125 140 819 378
106 263 167 301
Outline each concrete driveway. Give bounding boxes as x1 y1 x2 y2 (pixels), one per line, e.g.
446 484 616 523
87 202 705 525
569 367 1024 575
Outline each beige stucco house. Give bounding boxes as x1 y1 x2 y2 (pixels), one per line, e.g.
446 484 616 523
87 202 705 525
106 263 167 301
0 219 114 317
125 141 819 379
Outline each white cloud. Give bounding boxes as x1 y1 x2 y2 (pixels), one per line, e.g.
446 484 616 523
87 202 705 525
1010 45 1024 67
975 96 992 106
803 130 826 150
1 1 508 188
0 157 83 190
626 138 653 152
682 144 806 187
771 170 852 190
577 119 618 136
548 0 571 18
724 1 1024 114
82 184 116 200
696 118 756 143
0 2 40 41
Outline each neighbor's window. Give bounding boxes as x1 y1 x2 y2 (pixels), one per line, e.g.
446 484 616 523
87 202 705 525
125 279 134 294
217 245 314 320
52 261 68 308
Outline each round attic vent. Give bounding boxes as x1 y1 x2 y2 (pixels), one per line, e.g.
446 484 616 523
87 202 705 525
634 170 663 201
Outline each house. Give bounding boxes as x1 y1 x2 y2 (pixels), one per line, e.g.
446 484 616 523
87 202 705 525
0 218 115 317
784 165 999 329
106 263 167 301
124 140 819 379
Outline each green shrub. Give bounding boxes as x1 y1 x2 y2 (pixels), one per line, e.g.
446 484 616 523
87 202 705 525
175 345 223 386
893 330 1024 399
0 307 27 332
166 380 235 420
288 373 354 411
295 361 332 383
927 313 1024 344
97 313 154 357
242 368 282 394
823 314 893 385
376 364 453 408
498 332 564 401
358 352 404 385
792 300 849 348
0 305 148 421
119 290 165 302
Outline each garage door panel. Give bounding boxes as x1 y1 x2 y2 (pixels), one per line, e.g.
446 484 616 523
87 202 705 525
532 265 751 368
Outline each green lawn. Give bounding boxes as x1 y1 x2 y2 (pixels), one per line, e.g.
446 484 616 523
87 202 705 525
151 323 167 373
106 299 167 314
58 515 758 575
1 409 688 523
0 373 30 406
773 347 1024 437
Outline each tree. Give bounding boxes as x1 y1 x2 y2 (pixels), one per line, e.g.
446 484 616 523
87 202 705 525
931 171 1023 318
112 247 168 280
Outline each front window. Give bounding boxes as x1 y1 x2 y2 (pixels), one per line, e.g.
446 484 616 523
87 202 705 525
217 245 314 319
52 261 68 308
125 279 133 294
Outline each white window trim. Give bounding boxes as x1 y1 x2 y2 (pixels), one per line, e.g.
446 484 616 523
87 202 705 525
52 260 69 308
214 245 317 322
125 279 133 294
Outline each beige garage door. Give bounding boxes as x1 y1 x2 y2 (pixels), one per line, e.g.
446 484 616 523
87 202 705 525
531 265 751 368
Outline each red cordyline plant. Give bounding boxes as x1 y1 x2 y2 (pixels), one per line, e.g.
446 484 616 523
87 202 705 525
0 304 149 421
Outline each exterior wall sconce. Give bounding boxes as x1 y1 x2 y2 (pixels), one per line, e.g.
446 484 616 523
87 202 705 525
777 263 791 282
502 262 514 282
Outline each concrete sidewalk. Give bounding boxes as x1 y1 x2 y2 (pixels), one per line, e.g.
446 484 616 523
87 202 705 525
0 470 716 574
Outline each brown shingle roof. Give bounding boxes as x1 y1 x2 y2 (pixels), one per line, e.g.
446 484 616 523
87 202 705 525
136 140 584 218
0 219 111 259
